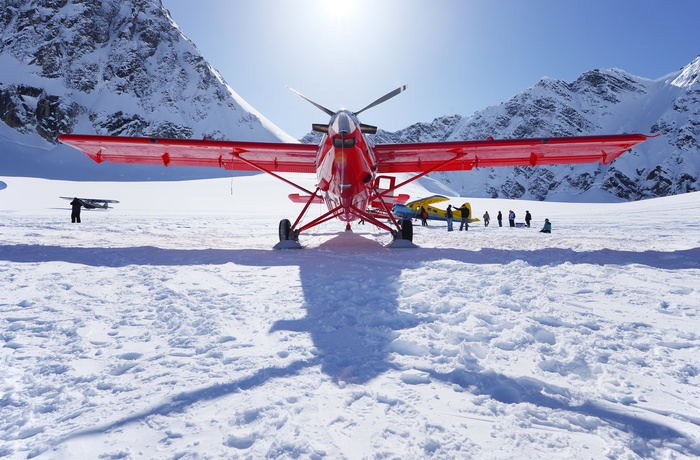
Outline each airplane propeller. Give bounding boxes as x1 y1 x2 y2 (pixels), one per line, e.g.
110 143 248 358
287 86 335 116
354 85 407 115
288 85 407 117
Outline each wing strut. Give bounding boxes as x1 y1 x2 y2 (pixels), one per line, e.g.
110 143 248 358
291 187 323 230
296 206 344 234
349 205 397 234
231 153 315 195
370 187 404 231
385 151 468 193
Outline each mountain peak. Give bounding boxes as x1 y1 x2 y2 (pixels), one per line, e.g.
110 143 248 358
670 55 700 88
0 0 293 145
384 59 699 202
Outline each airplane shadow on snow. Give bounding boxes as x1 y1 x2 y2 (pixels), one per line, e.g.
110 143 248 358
2 237 699 452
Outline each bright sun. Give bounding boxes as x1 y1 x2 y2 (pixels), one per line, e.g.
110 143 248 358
316 0 358 21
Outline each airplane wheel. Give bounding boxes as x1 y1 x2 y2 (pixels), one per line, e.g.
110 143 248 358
401 219 413 242
279 219 292 241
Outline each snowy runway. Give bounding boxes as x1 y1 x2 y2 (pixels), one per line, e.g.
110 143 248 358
1 176 699 459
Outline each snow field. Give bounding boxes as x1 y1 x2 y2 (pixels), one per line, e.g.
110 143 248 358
1 176 699 459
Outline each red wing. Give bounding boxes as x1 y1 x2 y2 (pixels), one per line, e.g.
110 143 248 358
58 134 319 173
373 134 649 173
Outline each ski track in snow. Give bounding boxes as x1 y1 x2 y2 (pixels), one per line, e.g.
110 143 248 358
1 177 700 459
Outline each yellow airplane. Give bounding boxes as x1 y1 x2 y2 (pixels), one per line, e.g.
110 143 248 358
392 195 480 223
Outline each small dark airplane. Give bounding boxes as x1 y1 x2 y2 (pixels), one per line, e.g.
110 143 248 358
59 196 119 209
59 85 650 247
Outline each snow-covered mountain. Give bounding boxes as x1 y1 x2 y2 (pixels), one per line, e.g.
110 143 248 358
1 0 698 200
0 0 292 180
369 58 700 202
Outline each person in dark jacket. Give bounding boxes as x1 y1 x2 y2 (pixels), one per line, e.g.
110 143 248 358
70 197 83 223
497 211 503 227
540 218 552 233
483 211 490 227
525 210 532 228
446 205 454 231
458 204 470 231
508 210 516 227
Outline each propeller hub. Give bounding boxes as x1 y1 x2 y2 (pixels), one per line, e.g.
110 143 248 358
330 110 357 137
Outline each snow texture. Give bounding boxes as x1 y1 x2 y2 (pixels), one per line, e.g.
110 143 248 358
1 174 699 459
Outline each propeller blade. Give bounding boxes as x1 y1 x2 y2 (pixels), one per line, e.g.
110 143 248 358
355 85 407 115
287 86 335 116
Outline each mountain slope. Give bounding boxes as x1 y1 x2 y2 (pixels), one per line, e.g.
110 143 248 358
373 58 700 202
0 0 293 180
1 1 698 198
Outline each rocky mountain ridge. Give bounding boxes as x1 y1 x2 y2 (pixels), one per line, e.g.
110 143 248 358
361 59 699 201
1 0 698 200
1 0 295 142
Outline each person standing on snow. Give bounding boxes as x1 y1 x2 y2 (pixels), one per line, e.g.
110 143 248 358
70 197 83 223
483 211 490 227
419 206 428 226
446 205 454 231
525 210 532 228
497 211 503 227
508 210 516 227
458 204 470 231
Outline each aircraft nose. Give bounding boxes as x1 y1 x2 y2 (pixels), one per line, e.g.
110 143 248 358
331 111 357 136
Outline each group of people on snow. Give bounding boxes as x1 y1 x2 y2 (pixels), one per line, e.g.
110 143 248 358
438 206 552 233
504 210 531 227
444 204 471 232
499 209 550 232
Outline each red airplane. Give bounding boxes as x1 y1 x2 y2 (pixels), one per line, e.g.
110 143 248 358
59 85 650 248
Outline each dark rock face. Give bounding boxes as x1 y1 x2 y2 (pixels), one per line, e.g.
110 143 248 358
0 0 285 146
0 84 79 142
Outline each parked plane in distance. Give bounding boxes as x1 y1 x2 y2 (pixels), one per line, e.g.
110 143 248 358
59 196 119 209
392 195 479 224
59 85 651 248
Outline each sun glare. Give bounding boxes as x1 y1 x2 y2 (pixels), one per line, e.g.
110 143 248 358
317 0 357 22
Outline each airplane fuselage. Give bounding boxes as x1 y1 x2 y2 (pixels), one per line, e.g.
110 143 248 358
316 110 376 222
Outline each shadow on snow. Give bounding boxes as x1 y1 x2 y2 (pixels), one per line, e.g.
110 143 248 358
2 236 699 454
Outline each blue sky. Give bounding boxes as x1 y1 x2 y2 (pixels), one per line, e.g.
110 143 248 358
161 0 700 139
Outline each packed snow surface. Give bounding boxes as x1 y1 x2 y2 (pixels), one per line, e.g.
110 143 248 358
1 174 699 459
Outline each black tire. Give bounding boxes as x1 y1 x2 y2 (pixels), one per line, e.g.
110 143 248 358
401 219 413 242
279 219 291 241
